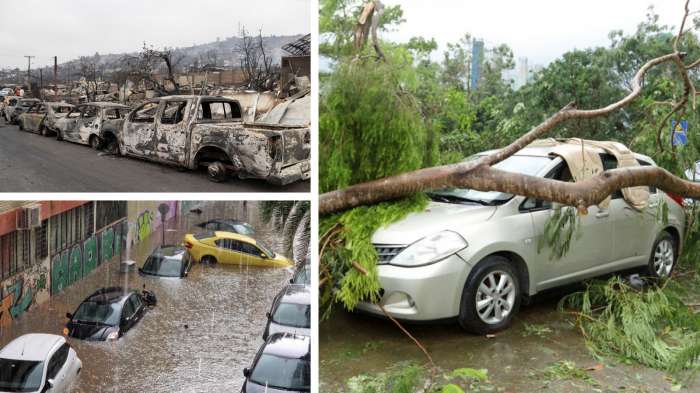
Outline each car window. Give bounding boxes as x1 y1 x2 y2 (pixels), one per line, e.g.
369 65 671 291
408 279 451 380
104 108 125 120
130 294 143 312
55 105 72 114
273 303 310 328
600 154 623 199
82 106 98 118
122 298 135 320
142 254 184 277
250 354 310 391
46 343 69 380
73 301 121 326
161 101 187 124
233 223 255 236
67 107 82 118
196 101 242 121
240 242 261 256
637 159 657 194
0 359 44 391
194 231 215 240
205 222 220 231
132 102 159 123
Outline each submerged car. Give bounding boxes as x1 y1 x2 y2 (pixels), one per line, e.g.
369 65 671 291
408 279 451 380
195 219 255 236
139 245 192 278
55 102 130 150
356 141 686 334
184 231 292 267
263 284 311 340
65 287 155 341
0 333 82 393
241 333 310 393
18 102 74 135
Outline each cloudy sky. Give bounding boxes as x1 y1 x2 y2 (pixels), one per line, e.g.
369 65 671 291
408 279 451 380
0 0 310 69
384 0 687 66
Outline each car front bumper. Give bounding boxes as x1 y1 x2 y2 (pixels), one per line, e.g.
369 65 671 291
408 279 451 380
355 254 470 321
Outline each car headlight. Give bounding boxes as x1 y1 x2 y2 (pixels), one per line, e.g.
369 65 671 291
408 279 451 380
390 231 468 267
106 329 119 341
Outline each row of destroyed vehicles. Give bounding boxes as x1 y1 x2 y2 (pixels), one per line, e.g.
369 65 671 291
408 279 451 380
0 219 310 393
1 95 311 185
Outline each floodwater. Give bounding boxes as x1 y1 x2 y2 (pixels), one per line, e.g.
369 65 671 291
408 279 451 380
0 201 301 393
320 287 699 392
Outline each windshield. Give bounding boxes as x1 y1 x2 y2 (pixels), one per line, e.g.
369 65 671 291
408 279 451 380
0 359 44 392
292 266 310 285
250 354 310 391
73 301 121 326
273 303 310 328
142 255 183 277
256 240 275 258
428 155 552 205
54 105 72 114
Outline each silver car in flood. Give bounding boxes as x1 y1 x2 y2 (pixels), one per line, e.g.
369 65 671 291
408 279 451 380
356 144 686 334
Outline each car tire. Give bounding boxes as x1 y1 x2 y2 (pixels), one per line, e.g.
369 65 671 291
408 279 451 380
18 121 23 131
646 231 677 279
40 125 47 136
89 135 100 150
207 161 228 182
56 130 63 141
458 255 521 334
201 255 217 264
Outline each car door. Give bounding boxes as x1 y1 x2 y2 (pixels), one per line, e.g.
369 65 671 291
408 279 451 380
239 241 266 265
122 101 160 157
78 105 99 144
215 239 244 265
608 156 660 266
129 294 145 326
61 106 83 141
527 159 615 290
33 103 48 131
45 344 70 392
120 297 136 333
155 99 189 164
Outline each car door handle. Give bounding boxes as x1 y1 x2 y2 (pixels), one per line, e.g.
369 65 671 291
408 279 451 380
596 211 609 218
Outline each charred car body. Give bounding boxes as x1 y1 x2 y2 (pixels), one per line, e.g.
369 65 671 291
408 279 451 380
8 98 40 124
114 95 310 184
18 102 74 135
55 102 131 150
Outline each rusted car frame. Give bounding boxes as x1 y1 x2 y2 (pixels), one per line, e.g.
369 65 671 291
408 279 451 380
18 102 74 136
116 95 310 184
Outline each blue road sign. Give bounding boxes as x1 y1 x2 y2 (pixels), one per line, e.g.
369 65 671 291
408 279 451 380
672 119 688 146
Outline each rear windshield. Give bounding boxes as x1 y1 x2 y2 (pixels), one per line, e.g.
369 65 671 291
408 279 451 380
73 301 121 326
250 354 310 391
142 255 184 277
0 359 44 392
194 231 216 240
273 303 310 328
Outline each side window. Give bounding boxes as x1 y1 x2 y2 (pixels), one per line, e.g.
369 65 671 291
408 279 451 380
197 101 240 121
38 104 47 113
130 294 143 312
521 161 572 211
160 101 187 124
46 344 69 379
215 238 229 249
67 107 82 118
600 154 623 199
122 298 135 320
131 102 159 123
105 109 120 120
637 159 657 193
240 242 261 256
82 106 98 118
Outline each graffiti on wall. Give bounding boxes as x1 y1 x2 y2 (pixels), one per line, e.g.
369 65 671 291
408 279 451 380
51 220 127 295
0 265 49 327
137 210 155 242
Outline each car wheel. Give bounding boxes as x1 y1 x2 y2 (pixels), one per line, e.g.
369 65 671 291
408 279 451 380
40 125 47 136
89 135 100 150
201 255 217 264
104 138 119 154
647 231 677 279
207 161 228 182
458 255 521 334
57 130 64 141
18 121 23 131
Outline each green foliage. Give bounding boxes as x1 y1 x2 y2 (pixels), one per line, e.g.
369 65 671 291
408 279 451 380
447 368 488 382
538 206 581 260
540 361 598 387
345 362 423 393
522 322 553 338
560 277 700 372
320 194 428 317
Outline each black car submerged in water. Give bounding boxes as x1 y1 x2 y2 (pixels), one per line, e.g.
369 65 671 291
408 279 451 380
65 287 156 341
139 245 192 278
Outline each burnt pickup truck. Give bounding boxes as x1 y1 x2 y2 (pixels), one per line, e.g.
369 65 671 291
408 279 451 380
112 95 310 185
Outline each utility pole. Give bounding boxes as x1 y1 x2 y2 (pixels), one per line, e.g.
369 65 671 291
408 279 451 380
24 55 34 93
53 56 58 100
39 69 43 100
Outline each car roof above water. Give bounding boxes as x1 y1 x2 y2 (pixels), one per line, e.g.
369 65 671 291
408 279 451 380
278 284 310 305
0 333 64 361
84 287 131 304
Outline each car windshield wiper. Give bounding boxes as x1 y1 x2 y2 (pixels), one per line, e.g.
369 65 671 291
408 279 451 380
74 319 111 327
426 192 492 206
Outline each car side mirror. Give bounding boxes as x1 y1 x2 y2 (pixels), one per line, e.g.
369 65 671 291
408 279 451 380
266 312 271 319
47 379 55 388
65 312 73 319
243 368 250 377
260 253 268 259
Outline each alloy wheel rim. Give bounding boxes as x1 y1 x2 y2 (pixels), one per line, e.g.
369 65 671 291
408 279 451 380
653 239 674 277
475 270 516 324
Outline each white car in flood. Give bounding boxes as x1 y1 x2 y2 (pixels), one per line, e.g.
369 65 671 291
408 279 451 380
0 334 82 393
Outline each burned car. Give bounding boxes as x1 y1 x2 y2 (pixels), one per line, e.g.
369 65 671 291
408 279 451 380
8 98 40 124
18 102 74 135
116 95 310 184
55 102 131 150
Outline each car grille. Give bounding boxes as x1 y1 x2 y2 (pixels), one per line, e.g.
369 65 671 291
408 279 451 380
374 244 406 264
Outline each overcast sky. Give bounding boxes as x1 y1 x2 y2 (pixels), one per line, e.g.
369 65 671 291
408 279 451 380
0 0 310 69
384 0 687 66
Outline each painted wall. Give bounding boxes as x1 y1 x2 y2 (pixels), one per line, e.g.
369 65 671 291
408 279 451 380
127 201 178 244
0 257 49 328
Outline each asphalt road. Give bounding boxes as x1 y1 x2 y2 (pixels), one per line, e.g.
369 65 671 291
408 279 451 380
0 123 309 192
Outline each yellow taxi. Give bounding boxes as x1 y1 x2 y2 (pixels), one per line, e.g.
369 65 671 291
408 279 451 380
184 231 292 268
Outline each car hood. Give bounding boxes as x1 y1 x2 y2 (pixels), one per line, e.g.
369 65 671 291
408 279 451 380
371 201 497 245
244 381 306 393
67 322 117 341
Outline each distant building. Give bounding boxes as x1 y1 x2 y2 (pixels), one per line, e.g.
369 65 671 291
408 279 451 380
280 34 311 88
470 39 484 91
514 57 529 89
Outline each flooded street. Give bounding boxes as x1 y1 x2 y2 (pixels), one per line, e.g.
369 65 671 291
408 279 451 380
320 289 698 392
0 201 299 393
